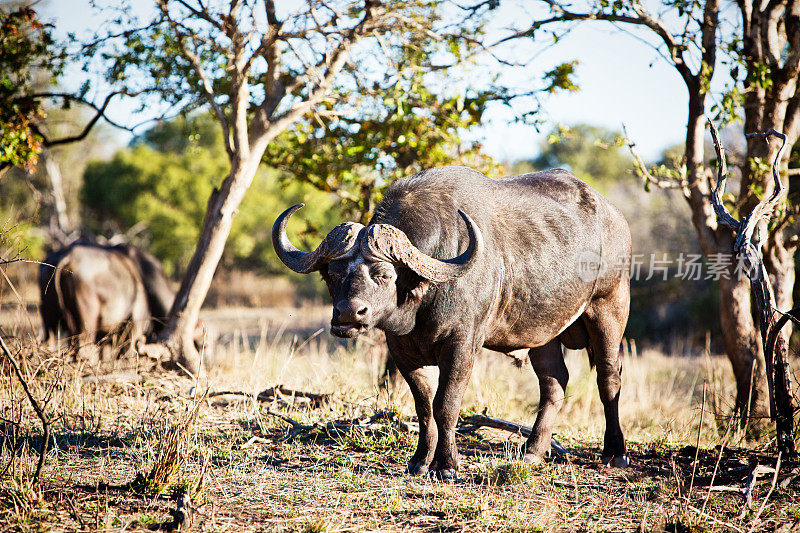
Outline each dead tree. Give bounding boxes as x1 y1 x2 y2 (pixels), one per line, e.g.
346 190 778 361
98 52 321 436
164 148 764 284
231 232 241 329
496 0 800 430
708 120 796 457
42 151 79 247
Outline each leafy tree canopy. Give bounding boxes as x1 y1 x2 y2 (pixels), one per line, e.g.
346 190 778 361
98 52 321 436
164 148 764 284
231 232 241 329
0 6 57 171
264 48 505 223
82 113 337 275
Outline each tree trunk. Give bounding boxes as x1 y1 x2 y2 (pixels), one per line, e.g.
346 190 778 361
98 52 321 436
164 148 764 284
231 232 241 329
766 233 796 323
682 93 772 425
684 92 719 256
156 153 263 373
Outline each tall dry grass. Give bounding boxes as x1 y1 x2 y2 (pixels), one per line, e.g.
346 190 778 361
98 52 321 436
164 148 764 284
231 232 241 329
202 317 747 449
0 301 772 469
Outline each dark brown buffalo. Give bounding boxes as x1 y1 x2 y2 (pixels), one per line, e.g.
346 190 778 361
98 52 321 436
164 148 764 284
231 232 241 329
40 243 176 361
273 167 632 480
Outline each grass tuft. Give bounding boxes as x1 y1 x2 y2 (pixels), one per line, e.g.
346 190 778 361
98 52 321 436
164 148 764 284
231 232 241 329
132 393 204 494
487 462 538 486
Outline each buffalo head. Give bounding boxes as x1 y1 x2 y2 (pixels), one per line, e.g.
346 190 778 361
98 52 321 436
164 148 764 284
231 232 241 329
272 204 483 338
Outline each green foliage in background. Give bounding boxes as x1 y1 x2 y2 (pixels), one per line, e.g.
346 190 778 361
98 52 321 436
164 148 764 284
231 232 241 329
263 42 582 225
0 6 56 171
0 209 45 262
82 114 336 275
511 124 632 191
264 49 507 224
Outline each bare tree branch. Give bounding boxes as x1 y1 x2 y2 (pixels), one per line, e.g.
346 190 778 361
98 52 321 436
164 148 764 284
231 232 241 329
174 0 224 30
250 1 380 146
491 0 696 87
622 123 689 196
158 0 234 157
708 118 742 230
263 0 279 26
29 90 138 146
738 129 788 252
710 122 796 456
0 333 51 487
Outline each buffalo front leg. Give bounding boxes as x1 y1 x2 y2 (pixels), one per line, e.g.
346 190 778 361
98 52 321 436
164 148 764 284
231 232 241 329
387 337 438 476
431 340 476 481
398 365 438 476
524 340 569 464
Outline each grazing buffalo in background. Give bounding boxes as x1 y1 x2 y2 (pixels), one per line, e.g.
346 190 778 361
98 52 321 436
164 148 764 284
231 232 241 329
273 166 632 480
40 242 176 362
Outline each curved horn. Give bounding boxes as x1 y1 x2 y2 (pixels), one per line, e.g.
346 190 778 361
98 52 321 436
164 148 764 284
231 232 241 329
361 210 483 282
272 204 364 273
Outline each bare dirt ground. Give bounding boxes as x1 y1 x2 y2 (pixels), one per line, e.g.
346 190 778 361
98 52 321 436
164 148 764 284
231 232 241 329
1 306 799 532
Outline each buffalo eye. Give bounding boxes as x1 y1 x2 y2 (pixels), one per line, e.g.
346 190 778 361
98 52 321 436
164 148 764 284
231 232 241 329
369 265 394 284
326 261 348 280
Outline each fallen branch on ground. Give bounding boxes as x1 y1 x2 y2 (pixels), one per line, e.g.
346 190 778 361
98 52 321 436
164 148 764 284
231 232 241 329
232 398 568 455
258 385 331 407
462 413 569 456
208 385 332 408
748 453 782 528
687 505 746 533
263 410 410 441
700 460 795 510
742 463 777 510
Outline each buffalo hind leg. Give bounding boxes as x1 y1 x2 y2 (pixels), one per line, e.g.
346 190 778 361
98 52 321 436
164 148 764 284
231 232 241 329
74 291 101 365
523 339 569 464
585 292 629 468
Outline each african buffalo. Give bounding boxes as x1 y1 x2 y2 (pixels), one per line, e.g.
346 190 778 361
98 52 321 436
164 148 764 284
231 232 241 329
273 167 631 479
40 242 177 361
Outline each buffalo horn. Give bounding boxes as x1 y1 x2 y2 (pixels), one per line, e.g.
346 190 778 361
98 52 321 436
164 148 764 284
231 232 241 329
361 210 483 282
272 204 364 273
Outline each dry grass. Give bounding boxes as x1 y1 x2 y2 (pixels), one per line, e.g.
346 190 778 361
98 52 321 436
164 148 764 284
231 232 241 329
0 306 798 532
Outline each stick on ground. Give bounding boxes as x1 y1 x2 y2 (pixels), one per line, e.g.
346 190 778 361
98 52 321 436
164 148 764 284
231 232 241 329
462 413 569 456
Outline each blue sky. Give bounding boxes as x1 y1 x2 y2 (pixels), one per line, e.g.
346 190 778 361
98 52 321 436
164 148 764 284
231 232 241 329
42 1 702 163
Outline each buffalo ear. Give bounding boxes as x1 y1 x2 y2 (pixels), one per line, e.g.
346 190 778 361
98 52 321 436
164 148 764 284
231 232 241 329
409 279 430 303
396 268 430 306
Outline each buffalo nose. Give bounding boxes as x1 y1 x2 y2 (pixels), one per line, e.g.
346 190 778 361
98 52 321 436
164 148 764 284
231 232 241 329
334 299 371 324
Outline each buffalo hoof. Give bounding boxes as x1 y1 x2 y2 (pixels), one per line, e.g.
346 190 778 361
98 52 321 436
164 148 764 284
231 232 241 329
522 453 544 465
601 455 630 468
434 469 458 482
406 462 429 476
